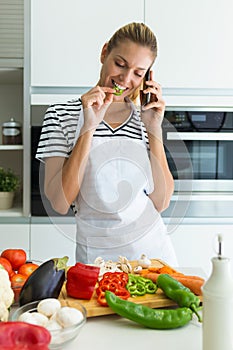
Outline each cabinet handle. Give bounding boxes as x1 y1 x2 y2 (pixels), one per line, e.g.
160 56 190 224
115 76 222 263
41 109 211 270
166 132 233 141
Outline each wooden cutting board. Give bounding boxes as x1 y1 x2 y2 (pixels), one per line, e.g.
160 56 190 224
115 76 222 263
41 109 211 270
58 259 200 318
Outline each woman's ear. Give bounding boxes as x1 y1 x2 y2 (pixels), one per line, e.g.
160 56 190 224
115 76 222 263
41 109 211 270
100 43 108 63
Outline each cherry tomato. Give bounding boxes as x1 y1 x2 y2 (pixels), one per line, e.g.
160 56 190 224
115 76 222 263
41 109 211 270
18 262 39 277
1 249 27 270
11 273 28 287
0 256 13 276
10 270 16 279
11 273 28 303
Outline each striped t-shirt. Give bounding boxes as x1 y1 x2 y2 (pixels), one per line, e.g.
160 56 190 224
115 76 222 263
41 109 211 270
36 98 149 161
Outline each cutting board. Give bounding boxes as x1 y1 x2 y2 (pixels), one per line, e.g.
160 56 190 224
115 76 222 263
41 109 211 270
59 259 200 318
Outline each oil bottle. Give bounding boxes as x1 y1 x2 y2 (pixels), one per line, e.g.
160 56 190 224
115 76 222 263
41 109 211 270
202 234 233 350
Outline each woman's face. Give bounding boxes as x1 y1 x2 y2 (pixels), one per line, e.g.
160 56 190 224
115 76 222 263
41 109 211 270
99 40 154 101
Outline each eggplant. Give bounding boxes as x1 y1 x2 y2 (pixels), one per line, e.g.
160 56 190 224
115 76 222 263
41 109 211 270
19 256 68 306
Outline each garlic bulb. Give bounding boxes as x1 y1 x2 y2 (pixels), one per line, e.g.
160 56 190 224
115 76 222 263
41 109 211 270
137 254 151 268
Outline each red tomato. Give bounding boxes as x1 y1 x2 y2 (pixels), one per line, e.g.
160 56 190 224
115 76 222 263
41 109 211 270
18 262 39 277
10 270 16 279
0 257 13 276
11 273 28 287
1 249 27 270
11 273 28 303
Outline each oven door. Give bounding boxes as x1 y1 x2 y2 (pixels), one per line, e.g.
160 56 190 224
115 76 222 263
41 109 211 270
31 126 74 217
162 131 233 221
165 132 233 192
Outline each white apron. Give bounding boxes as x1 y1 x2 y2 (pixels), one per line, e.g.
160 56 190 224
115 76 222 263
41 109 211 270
73 102 178 266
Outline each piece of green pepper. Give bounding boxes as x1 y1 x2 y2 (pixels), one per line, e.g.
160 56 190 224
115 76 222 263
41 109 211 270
157 274 202 322
128 282 146 296
145 281 157 294
105 291 193 329
126 274 157 296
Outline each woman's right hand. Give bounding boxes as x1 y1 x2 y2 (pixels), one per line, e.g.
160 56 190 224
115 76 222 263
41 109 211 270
81 86 115 133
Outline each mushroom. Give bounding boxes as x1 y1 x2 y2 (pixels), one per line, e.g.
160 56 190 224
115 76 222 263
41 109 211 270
37 298 61 317
46 319 62 331
116 256 132 273
55 306 84 328
133 265 143 273
19 311 49 327
94 257 105 267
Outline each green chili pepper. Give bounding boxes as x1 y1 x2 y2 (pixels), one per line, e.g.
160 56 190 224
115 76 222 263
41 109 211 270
105 291 193 329
126 274 157 296
157 274 202 322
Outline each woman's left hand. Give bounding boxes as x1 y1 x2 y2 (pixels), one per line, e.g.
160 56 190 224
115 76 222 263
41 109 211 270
140 71 165 134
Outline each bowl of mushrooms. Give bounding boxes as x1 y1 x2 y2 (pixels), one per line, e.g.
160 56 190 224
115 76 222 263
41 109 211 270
10 298 87 349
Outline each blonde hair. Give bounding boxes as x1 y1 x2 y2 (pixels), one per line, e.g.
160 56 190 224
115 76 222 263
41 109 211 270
107 22 157 59
106 22 158 103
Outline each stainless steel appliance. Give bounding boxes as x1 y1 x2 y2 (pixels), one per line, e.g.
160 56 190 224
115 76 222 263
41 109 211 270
31 126 74 217
162 110 233 219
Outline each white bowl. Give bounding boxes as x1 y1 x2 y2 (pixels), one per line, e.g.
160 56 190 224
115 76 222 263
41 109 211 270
10 299 87 349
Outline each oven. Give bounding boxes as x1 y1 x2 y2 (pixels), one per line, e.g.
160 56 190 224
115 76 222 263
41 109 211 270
31 126 74 217
162 110 233 219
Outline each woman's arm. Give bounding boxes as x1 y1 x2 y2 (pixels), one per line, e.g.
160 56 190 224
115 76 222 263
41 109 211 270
141 73 174 212
44 86 114 214
44 129 94 214
147 128 174 212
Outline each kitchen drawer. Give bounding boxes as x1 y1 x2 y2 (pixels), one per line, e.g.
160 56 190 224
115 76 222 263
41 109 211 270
0 224 30 253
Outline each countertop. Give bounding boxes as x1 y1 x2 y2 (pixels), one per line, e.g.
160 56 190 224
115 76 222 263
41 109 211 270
64 313 202 350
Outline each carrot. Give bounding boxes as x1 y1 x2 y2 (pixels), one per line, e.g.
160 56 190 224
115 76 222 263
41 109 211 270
138 272 160 283
139 270 205 296
156 266 178 275
170 275 205 296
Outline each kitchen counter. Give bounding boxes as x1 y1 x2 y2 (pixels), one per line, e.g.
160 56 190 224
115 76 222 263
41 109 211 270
64 313 202 350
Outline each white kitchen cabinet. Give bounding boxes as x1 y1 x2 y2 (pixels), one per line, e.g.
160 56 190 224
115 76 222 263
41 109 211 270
30 224 76 265
145 0 233 90
0 224 30 255
31 0 144 87
0 0 24 61
170 224 233 276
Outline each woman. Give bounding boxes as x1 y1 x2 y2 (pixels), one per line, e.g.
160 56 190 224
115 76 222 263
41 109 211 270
36 22 178 266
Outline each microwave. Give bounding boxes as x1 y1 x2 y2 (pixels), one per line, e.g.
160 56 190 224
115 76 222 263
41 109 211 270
163 111 233 189
162 110 233 220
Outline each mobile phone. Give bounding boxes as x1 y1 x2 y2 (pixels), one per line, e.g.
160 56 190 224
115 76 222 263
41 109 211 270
140 69 151 106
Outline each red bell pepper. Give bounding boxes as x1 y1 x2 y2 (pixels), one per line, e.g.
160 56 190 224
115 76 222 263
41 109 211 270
66 262 100 300
96 271 130 306
0 321 51 349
